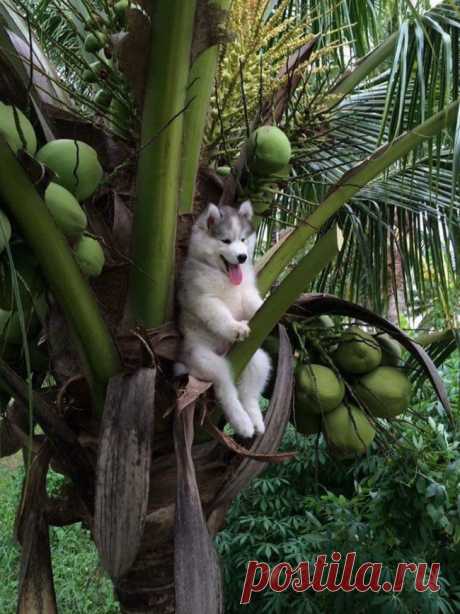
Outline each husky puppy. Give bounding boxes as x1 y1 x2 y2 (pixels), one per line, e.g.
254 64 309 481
177 201 271 438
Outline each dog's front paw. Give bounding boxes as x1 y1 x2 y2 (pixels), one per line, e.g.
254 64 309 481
245 403 266 436
252 414 266 436
232 320 251 341
232 413 255 439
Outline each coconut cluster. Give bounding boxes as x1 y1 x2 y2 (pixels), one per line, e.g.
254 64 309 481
216 125 292 216
0 102 106 352
284 320 411 458
80 1 134 136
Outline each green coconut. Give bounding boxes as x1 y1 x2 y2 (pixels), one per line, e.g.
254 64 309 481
0 102 37 155
333 326 382 375
44 182 88 237
95 89 113 108
291 407 321 436
0 210 12 254
247 126 291 176
74 235 105 277
0 245 44 311
109 99 132 136
36 139 103 202
323 404 375 456
85 13 108 31
376 333 403 367
114 0 130 19
216 166 232 177
83 60 103 83
295 363 345 415
353 366 411 418
84 31 107 53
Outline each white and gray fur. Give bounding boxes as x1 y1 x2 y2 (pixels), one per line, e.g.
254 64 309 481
177 201 271 438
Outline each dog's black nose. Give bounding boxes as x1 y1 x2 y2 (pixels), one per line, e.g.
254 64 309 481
237 254 247 263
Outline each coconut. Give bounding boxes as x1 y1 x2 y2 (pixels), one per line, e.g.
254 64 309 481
247 126 291 176
114 0 130 18
95 89 113 108
376 333 403 366
216 166 232 177
295 363 345 415
109 99 132 136
83 60 103 83
0 102 37 155
36 139 103 202
84 31 107 53
44 182 88 237
323 404 375 456
0 245 44 311
353 366 411 418
291 406 321 436
0 210 12 254
85 13 108 31
74 235 105 277
333 326 382 375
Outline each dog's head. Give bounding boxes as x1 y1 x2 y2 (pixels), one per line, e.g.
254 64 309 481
189 201 255 285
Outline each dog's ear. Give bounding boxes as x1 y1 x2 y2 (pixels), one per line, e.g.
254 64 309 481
238 200 253 221
197 203 221 230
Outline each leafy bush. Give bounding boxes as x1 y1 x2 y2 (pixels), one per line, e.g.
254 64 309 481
1 360 458 613
217 357 460 613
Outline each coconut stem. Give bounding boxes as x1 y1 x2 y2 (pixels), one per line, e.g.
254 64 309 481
179 0 232 214
130 0 197 328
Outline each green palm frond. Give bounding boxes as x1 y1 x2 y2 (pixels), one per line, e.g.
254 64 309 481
291 0 431 67
377 2 460 142
253 1 460 326
6 0 138 139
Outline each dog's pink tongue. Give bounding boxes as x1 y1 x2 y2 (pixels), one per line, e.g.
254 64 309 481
228 263 243 285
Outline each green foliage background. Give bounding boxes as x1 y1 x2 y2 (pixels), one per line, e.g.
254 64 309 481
217 358 460 614
0 466 118 613
0 357 458 613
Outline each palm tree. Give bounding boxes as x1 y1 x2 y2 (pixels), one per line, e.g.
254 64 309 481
0 0 458 612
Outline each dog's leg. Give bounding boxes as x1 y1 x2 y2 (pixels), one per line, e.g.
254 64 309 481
237 349 271 435
189 346 255 438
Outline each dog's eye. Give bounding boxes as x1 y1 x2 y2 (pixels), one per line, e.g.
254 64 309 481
222 239 231 245
241 237 246 242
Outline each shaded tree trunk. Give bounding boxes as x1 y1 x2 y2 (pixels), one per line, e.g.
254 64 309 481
114 439 229 614
387 225 406 324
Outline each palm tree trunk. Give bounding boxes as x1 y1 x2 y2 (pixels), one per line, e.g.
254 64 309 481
387 221 406 324
115 535 176 614
113 439 228 614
